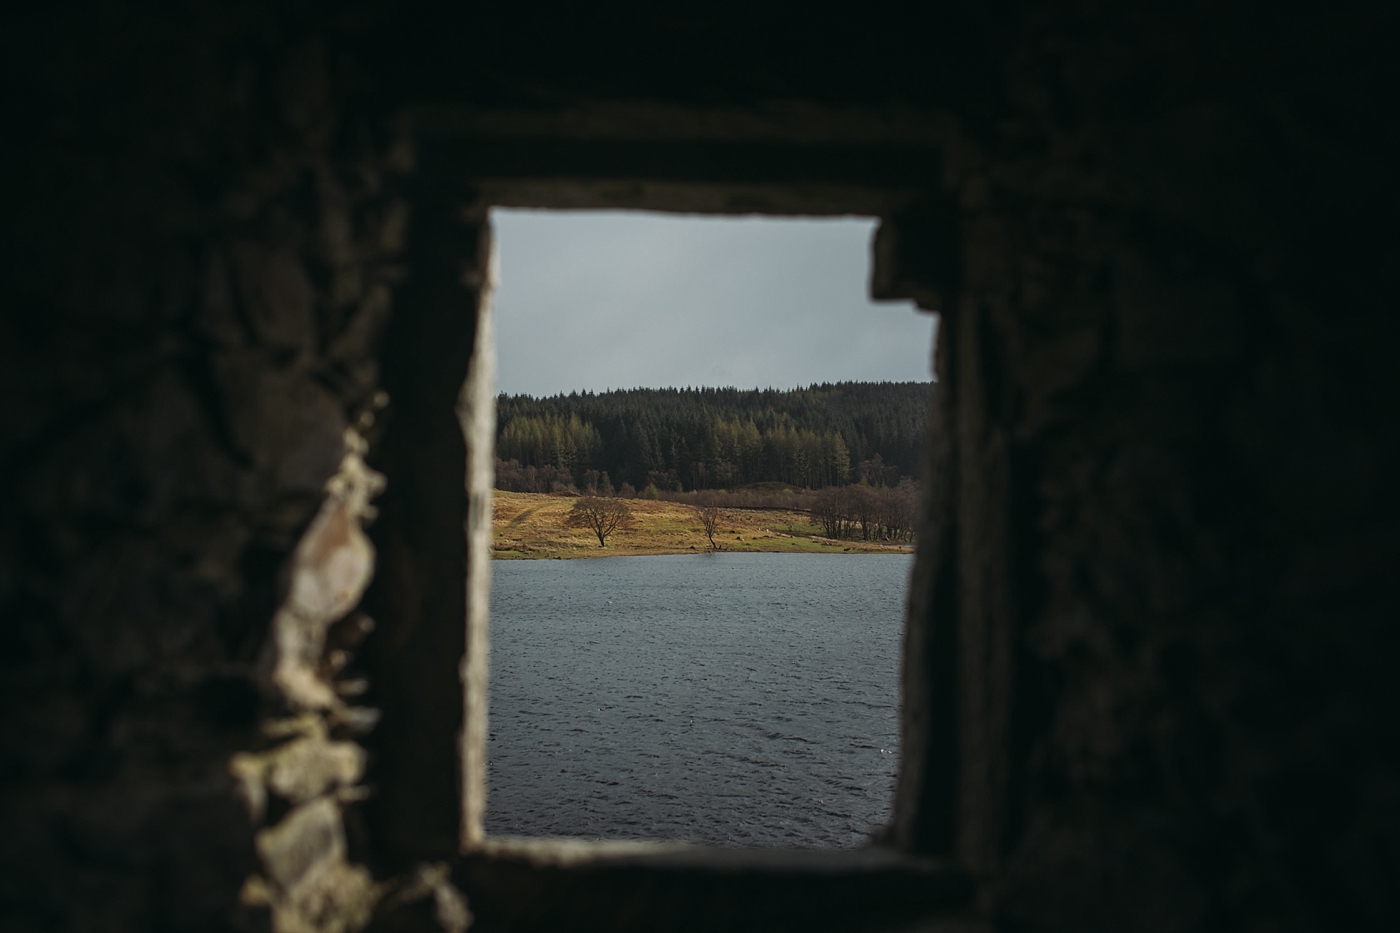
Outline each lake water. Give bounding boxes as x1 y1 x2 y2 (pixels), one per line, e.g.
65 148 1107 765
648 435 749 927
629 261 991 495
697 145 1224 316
485 552 911 847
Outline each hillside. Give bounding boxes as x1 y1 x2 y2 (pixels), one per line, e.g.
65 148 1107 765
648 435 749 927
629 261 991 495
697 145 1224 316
491 491 914 559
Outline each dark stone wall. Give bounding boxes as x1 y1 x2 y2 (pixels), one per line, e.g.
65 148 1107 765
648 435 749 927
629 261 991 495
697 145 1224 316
887 6 1400 930
2 2 1395 931
360 170 489 872
1 6 414 930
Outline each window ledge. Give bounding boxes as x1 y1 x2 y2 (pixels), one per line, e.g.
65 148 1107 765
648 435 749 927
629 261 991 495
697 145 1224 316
455 838 973 932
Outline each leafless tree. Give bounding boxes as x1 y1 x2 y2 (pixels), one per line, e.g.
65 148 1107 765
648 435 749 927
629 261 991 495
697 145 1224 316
878 478 920 542
808 482 920 542
564 495 634 547
811 486 851 538
692 491 722 550
849 484 878 540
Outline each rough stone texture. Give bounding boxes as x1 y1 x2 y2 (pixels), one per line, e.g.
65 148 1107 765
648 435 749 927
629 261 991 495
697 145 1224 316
232 429 399 933
263 429 383 713
0 6 449 930
884 10 1399 931
3 2 1396 931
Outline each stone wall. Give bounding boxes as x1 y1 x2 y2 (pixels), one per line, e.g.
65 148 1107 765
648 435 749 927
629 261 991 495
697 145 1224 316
0 7 461 930
888 8 1399 929
2 2 1395 931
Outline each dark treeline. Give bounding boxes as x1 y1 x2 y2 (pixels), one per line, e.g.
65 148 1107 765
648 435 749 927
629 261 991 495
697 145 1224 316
495 382 931 493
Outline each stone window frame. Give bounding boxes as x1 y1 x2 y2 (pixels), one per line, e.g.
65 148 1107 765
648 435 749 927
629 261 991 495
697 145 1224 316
355 110 994 928
453 195 961 929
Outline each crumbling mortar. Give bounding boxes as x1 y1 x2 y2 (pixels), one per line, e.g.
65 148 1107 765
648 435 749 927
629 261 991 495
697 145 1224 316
233 424 469 933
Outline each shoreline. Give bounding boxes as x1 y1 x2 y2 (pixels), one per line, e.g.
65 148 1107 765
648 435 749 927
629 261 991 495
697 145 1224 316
492 540 915 560
491 490 914 560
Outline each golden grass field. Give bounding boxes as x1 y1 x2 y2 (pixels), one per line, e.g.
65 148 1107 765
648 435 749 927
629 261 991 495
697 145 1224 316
491 491 914 559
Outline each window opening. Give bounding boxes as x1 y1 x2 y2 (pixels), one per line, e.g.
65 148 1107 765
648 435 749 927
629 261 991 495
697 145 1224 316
479 209 934 848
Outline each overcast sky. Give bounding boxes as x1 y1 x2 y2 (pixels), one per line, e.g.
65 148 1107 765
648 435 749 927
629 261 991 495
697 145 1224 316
490 210 937 397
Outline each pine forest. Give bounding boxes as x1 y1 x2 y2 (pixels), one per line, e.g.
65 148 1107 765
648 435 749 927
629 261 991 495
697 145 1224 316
494 382 931 494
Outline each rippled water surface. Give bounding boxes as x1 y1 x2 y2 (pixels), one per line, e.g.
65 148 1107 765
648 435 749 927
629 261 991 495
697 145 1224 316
486 552 910 847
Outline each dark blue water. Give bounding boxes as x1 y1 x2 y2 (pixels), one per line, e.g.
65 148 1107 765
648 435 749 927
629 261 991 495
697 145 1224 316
485 552 910 847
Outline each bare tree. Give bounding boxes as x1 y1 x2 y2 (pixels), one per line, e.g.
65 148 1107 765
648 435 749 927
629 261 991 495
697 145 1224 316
811 486 851 538
564 495 634 547
692 491 722 550
878 478 920 542
849 484 878 540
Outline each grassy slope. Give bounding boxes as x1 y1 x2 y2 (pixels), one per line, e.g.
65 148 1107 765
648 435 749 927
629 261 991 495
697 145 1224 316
491 491 914 559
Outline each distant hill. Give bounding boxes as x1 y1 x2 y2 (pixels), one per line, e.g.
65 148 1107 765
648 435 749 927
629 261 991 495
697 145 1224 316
495 382 931 492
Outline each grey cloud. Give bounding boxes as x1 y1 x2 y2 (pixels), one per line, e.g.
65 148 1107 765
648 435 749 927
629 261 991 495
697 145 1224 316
490 210 936 397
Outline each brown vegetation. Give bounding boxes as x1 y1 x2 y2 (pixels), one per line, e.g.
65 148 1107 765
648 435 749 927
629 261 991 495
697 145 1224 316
810 480 919 542
491 491 914 559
